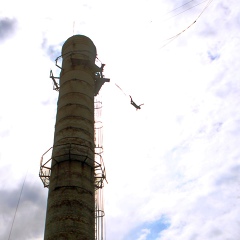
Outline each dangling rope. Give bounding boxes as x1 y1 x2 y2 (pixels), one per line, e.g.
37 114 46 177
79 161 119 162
8 170 28 240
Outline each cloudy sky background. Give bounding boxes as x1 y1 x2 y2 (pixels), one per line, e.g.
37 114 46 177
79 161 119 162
1 0 240 239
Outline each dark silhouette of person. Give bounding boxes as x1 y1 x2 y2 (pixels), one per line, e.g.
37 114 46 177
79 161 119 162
129 95 144 110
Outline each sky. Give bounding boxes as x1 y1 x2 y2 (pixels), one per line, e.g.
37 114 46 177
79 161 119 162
0 0 240 239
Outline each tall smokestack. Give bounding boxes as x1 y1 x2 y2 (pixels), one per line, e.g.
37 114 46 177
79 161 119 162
41 35 109 240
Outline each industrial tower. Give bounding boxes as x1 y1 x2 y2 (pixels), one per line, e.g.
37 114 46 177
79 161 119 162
39 35 109 240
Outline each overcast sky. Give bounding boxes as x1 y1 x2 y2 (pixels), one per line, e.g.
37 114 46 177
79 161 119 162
1 0 240 239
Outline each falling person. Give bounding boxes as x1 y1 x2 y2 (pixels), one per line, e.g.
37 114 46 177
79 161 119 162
129 95 144 110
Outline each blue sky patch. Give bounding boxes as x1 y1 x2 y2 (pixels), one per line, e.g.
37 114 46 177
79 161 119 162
125 218 170 240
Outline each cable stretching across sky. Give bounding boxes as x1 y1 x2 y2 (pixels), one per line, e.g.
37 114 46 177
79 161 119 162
160 0 215 49
8 171 28 240
163 0 209 22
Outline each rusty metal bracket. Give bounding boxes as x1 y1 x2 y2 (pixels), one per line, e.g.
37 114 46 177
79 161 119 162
50 70 60 91
94 63 110 96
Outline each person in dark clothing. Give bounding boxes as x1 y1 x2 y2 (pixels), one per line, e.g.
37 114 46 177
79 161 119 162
129 95 144 110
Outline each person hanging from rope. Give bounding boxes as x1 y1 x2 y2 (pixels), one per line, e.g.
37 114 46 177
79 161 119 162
129 95 144 110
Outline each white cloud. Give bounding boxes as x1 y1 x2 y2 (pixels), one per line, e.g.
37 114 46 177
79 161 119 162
1 0 240 239
137 229 151 240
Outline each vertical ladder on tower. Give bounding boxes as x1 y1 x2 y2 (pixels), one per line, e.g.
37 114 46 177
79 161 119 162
94 96 107 240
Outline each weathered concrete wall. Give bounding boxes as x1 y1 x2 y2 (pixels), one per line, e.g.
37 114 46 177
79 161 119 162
44 35 96 240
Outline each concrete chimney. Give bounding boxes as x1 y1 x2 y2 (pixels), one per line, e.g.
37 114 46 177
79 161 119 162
44 35 99 240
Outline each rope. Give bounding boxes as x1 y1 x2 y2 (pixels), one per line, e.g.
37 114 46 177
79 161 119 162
163 0 208 22
115 83 127 96
166 0 195 14
8 171 28 240
160 0 215 49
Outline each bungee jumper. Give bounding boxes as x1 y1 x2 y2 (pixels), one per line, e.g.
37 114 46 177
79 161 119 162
129 95 144 110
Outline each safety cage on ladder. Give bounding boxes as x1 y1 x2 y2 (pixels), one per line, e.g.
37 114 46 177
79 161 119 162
39 97 107 240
